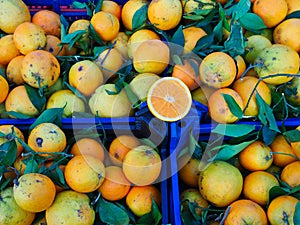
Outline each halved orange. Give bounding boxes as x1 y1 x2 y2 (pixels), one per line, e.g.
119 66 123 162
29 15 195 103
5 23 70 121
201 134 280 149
147 77 192 122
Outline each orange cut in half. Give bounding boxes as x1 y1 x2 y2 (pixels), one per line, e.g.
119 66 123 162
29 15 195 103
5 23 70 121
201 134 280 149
147 77 192 122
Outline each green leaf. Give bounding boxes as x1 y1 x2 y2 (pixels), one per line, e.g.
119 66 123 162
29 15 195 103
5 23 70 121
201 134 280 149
72 1 86 8
60 30 87 50
132 4 148 31
268 186 288 205
64 82 87 103
24 84 46 112
24 156 39 174
224 22 246 57
123 81 140 109
60 15 69 38
93 46 108 58
138 197 162 225
0 177 11 191
0 67 6 79
213 19 224 43
95 0 104 13
171 25 184 47
99 197 129 225
294 202 300 225
89 24 105 45
212 139 256 161
286 10 300 20
262 125 278 146
212 124 256 137
256 92 280 133
222 93 243 119
5 111 33 119
181 207 196 225
283 130 300 143
29 108 64 133
193 34 215 52
231 0 251 20
239 13 267 31
0 141 17 166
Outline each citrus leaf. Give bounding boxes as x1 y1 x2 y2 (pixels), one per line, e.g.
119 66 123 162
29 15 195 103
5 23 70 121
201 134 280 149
231 0 251 20
95 0 103 13
193 34 215 52
5 111 33 119
0 141 17 166
89 24 105 45
283 130 300 143
224 23 246 57
262 125 277 146
212 139 256 161
268 186 288 205
0 177 11 191
60 15 69 38
93 46 108 58
286 10 300 20
212 124 256 137
171 25 184 47
294 202 300 225
123 81 140 109
132 4 148 31
24 156 39 174
29 108 64 133
24 84 46 113
138 197 162 225
99 197 129 225
181 207 195 225
213 19 223 43
0 67 6 79
72 1 86 9
239 13 266 31
222 93 243 119
64 82 87 103
60 30 87 50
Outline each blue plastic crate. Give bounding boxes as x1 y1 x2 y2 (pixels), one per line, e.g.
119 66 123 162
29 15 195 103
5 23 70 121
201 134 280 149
169 119 300 225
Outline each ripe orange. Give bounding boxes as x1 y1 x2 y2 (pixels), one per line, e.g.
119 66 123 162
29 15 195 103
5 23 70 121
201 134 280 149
291 126 300 157
0 76 9 104
98 166 131 201
0 35 20 65
147 77 192 122
90 11 120 42
68 19 90 47
270 134 297 167
111 31 129 59
0 125 25 158
64 155 105 193
198 161 243 207
71 138 105 162
244 35 272 64
31 9 61 37
44 35 65 56
267 195 299 225
207 88 244 124
199 52 237 88
181 0 215 18
254 44 299 85
133 39 170 74
109 135 140 167
191 84 216 106
68 60 104 96
280 161 300 188
273 19 300 53
172 59 201 91
224 199 268 225
6 55 24 85
13 173 56 212
27 123 67 157
178 155 201 187
243 171 279 206
46 190 95 225
148 0 182 31
253 0 288 28
101 0 122 20
286 0 300 14
180 189 209 216
182 26 207 54
126 185 161 217
234 55 246 79
21 50 60 88
123 145 162 185
5 85 39 118
233 76 271 116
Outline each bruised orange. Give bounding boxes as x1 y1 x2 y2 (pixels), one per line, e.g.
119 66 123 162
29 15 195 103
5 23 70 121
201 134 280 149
178 155 201 187
6 55 25 85
280 161 300 188
182 26 207 54
32 9 61 37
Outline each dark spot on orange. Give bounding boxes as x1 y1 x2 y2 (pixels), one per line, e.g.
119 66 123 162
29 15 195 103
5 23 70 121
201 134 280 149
36 137 43 147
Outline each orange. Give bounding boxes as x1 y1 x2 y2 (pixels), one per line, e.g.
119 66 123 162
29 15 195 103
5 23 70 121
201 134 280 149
127 29 160 59
234 55 246 79
133 39 170 74
98 166 131 201
68 60 104 96
0 34 20 65
244 35 272 64
286 0 300 14
147 77 192 122
280 161 300 188
243 171 279 206
71 138 105 162
111 31 129 59
224 199 268 225
0 0 31 34
0 187 35 225
253 0 288 28
270 135 297 167
191 84 216 106
207 88 243 124
94 48 123 81
291 126 300 157
121 0 148 31
233 76 271 116
6 55 24 85
254 44 299 85
109 135 140 167
0 76 9 104
273 19 300 53
198 161 243 207
181 0 215 18
31 9 61 37
13 22 47 55
0 125 25 158
172 59 201 91
5 85 39 118
148 0 182 31
180 189 209 216
182 26 207 54
123 145 161 186
44 35 65 56
21 50 60 88
101 0 122 20
267 195 299 225
126 185 161 217
90 11 120 42
239 141 273 171
200 52 237 88
46 190 95 225
68 19 90 48
64 155 105 193
28 123 67 157
178 155 201 187
13 173 56 212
